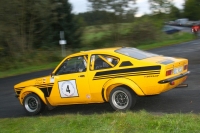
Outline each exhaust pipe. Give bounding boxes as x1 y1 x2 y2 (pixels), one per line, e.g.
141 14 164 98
176 84 188 88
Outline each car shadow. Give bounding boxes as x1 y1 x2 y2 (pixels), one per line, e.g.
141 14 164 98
38 89 199 117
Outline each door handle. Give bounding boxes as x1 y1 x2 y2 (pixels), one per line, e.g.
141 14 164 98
79 75 85 77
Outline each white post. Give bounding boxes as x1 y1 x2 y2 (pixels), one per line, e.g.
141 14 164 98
59 31 67 57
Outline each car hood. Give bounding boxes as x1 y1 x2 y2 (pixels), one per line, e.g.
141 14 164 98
14 76 50 89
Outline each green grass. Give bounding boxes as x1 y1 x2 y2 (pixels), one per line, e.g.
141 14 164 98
0 62 59 78
82 23 132 45
138 32 194 50
0 111 200 133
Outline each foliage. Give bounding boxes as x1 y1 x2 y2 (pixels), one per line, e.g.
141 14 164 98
0 0 83 74
87 0 137 45
50 0 83 48
125 19 160 46
0 0 197 74
88 0 137 15
0 31 193 78
77 11 118 26
0 0 83 59
0 0 52 56
0 49 63 71
168 5 182 20
183 0 200 20
148 0 172 14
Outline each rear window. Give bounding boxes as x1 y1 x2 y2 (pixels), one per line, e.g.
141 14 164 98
115 47 158 60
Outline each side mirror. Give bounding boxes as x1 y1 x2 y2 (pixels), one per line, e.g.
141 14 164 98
50 73 55 77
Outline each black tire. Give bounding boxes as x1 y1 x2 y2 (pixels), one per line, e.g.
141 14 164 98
109 87 136 111
23 93 45 115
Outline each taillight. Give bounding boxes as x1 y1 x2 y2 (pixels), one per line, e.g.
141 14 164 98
166 69 172 76
184 65 188 70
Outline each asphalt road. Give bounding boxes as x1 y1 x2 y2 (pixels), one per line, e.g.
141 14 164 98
0 39 200 118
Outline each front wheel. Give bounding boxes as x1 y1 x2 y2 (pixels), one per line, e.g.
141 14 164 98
23 93 45 115
109 87 136 111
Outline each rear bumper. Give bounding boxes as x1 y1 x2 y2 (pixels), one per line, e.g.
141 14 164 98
158 71 190 84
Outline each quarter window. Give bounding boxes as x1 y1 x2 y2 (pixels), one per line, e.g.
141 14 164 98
90 54 119 70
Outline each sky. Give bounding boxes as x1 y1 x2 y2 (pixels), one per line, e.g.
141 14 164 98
68 0 185 17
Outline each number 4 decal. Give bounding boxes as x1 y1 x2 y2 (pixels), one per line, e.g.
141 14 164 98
66 85 70 93
58 80 78 98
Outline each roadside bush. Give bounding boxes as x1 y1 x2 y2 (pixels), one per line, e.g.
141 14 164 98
0 49 63 71
82 18 164 49
128 21 158 46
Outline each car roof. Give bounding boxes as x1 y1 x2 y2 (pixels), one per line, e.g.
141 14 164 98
71 47 122 56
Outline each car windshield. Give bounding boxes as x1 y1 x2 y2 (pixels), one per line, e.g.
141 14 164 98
115 47 158 60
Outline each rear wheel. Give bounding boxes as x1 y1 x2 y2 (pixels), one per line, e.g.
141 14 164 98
109 87 136 111
23 93 45 115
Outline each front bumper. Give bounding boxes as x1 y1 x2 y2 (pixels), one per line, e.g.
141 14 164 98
158 71 190 84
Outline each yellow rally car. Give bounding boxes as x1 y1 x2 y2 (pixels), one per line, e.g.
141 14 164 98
14 47 190 115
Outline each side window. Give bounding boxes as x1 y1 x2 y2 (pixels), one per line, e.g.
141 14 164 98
90 54 119 70
55 55 87 75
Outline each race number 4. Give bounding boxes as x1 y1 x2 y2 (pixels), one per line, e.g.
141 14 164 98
58 80 78 98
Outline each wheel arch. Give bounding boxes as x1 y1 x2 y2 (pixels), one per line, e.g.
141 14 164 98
102 78 145 101
19 86 47 105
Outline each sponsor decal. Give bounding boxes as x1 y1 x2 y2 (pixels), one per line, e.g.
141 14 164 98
35 79 43 84
144 75 159 78
43 78 46 83
86 94 91 99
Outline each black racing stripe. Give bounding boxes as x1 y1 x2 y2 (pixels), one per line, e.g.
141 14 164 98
15 87 24 90
95 65 161 76
16 91 21 95
36 84 47 87
36 84 53 88
94 72 160 80
47 83 54 86
93 72 160 80
15 88 23 91
94 70 160 78
94 71 160 79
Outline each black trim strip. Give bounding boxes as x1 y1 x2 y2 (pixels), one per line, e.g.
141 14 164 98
39 87 52 97
101 88 106 102
119 61 133 67
95 65 161 76
158 71 190 84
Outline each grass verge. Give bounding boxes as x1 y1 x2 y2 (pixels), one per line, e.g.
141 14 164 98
138 32 194 50
0 62 59 78
1 111 200 133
